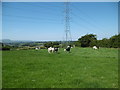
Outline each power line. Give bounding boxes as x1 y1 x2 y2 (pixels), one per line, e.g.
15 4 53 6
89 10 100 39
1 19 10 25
71 12 97 31
2 4 63 17
3 14 64 25
3 14 61 21
21 2 64 7
71 4 106 33
3 18 62 24
71 12 106 37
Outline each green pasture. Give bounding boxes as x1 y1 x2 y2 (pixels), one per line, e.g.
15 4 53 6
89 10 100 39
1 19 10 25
2 47 118 88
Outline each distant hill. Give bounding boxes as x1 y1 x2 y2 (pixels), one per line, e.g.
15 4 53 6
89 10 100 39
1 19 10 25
0 39 71 44
1 39 33 43
1 39 12 43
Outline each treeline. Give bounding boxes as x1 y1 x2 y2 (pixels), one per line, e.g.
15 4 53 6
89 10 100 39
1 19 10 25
74 34 120 48
1 34 119 51
0 41 62 50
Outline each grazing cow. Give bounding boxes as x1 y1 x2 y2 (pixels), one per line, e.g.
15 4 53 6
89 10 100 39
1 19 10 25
54 47 59 53
48 47 54 53
48 47 59 53
64 45 71 53
93 46 99 50
35 47 39 50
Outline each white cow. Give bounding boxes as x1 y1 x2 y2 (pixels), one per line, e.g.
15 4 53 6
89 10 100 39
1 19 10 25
35 47 39 50
48 47 54 53
48 47 59 53
93 46 98 50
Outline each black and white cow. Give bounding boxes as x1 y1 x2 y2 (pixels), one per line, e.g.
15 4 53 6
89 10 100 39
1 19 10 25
93 46 99 50
48 47 59 53
64 45 71 53
54 47 59 52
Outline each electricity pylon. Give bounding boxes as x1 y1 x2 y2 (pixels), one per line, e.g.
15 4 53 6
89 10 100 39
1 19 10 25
64 1 72 46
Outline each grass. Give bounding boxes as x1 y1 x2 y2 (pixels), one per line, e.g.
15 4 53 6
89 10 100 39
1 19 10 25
2 47 118 88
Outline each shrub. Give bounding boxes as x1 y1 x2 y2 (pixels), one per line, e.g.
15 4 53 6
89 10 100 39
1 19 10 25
2 47 10 51
40 46 46 49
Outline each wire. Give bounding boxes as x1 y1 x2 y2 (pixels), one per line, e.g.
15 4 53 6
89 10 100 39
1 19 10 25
3 14 62 21
21 2 64 7
71 13 106 37
71 3 106 32
2 4 63 17
3 18 62 24
71 12 96 32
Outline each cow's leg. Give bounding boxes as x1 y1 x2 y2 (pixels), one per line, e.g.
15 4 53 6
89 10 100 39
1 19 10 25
48 50 50 53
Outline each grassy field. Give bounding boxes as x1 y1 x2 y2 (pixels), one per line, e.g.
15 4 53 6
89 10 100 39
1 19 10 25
2 47 118 88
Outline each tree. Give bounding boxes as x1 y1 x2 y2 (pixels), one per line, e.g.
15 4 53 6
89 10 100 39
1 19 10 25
78 34 97 47
52 42 59 45
44 41 60 48
73 41 81 47
2 44 12 50
109 34 120 48
97 38 110 48
44 42 53 48
21 43 30 46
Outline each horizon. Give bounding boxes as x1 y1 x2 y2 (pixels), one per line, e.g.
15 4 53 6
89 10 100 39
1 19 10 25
2 32 119 42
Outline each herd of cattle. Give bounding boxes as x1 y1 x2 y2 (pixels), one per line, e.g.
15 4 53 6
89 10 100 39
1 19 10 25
48 45 72 53
35 45 99 53
38 45 99 53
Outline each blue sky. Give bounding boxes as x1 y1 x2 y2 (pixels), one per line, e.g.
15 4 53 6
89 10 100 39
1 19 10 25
2 2 118 41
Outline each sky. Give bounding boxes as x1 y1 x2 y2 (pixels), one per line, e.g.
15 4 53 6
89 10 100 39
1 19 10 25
2 2 118 41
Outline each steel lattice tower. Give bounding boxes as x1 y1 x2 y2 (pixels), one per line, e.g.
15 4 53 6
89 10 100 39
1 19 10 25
64 1 72 46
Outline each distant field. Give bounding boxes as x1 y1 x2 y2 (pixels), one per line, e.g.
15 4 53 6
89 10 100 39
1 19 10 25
2 47 118 88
